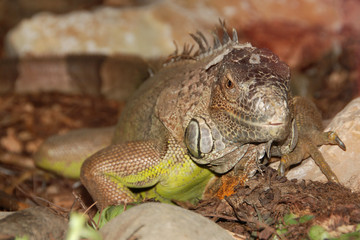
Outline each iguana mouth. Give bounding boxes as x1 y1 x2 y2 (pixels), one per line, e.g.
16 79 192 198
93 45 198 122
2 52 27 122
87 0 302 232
236 117 287 129
226 105 291 143
267 122 284 126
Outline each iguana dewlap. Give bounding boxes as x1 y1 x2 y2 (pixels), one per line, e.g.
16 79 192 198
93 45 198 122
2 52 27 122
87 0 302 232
34 23 345 208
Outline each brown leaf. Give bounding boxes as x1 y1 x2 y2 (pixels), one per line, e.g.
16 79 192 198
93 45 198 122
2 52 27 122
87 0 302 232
1 128 22 153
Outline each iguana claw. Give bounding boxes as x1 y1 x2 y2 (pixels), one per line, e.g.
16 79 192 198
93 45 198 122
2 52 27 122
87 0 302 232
336 137 346 151
265 140 273 159
329 131 346 151
278 158 286 177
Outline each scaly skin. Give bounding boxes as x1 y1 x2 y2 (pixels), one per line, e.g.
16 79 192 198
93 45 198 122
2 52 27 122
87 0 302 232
34 22 345 209
81 136 214 206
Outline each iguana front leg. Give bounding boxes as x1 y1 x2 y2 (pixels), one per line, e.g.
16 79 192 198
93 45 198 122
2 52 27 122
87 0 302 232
80 136 214 208
80 140 166 208
278 96 346 182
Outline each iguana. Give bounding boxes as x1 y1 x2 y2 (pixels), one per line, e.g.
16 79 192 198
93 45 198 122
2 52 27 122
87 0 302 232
34 22 345 209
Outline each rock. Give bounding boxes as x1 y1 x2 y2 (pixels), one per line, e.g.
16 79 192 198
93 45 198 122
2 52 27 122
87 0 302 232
0 0 103 56
100 202 234 240
4 2 215 58
0 54 150 100
284 97 360 191
6 0 359 69
0 206 68 240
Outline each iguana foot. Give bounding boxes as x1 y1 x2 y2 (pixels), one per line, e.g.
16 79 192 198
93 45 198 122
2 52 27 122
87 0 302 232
277 97 346 183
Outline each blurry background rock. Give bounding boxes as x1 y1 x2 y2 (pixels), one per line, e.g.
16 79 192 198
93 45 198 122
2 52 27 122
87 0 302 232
0 0 103 57
0 0 359 109
1 0 359 62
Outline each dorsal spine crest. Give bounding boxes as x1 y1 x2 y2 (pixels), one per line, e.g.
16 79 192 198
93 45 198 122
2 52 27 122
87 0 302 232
164 20 252 66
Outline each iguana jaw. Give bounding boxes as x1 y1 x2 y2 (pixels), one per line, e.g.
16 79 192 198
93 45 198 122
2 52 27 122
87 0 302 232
209 91 291 145
227 109 291 144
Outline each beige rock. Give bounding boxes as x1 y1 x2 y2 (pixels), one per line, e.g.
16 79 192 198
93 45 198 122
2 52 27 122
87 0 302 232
284 97 360 191
5 0 352 66
5 2 216 58
100 202 234 240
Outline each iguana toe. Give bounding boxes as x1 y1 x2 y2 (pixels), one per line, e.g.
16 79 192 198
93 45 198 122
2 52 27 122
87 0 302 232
327 131 346 151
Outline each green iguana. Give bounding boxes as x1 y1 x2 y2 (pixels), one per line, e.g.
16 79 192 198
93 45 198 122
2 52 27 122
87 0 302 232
34 22 345 208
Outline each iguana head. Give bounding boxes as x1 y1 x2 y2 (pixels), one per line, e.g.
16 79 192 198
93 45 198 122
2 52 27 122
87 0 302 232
169 21 292 160
209 46 291 145
180 21 291 146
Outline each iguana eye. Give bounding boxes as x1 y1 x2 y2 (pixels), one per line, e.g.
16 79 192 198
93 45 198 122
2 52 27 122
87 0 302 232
226 79 233 88
225 73 234 89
